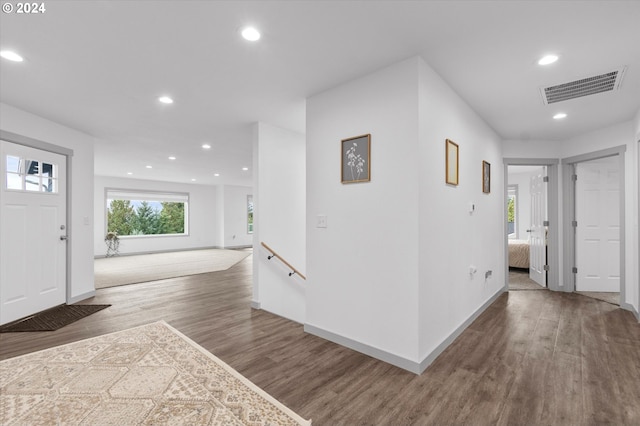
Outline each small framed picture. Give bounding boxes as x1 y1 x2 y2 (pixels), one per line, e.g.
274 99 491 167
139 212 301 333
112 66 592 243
445 139 459 185
482 161 491 193
341 134 371 183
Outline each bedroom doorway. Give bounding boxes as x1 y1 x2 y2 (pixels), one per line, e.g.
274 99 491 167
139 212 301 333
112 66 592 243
507 165 547 290
503 159 559 292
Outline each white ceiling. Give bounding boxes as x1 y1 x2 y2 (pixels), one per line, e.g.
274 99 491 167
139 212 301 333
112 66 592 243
2 1 639 186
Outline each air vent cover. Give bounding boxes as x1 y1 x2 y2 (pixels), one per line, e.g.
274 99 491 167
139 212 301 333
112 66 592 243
541 67 626 105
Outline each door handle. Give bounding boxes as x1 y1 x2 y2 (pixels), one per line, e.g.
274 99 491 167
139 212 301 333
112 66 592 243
60 235 68 241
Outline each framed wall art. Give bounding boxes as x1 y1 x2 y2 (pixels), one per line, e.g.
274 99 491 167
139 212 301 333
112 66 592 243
482 161 491 193
341 134 371 183
445 139 459 185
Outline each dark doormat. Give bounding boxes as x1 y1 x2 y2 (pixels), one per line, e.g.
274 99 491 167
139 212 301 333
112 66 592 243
0 304 111 332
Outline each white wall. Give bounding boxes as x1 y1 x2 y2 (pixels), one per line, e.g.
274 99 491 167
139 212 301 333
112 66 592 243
417 58 505 364
306 57 505 371
503 139 561 158
94 176 218 256
253 122 306 323
307 56 421 364
222 185 253 248
1 103 95 302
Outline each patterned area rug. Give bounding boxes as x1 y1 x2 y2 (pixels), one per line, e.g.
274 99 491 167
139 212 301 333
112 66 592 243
0 304 111 333
94 249 251 289
0 321 311 425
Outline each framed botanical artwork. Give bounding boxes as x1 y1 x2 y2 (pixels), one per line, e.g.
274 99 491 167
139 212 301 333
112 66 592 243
341 134 371 183
445 139 459 185
482 161 491 193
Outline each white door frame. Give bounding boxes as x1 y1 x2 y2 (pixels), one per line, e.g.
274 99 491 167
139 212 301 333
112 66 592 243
503 158 560 291
0 130 73 305
561 146 627 308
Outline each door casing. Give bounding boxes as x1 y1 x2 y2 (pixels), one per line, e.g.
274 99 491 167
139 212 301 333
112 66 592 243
0 130 73 312
503 158 560 292
562 146 627 308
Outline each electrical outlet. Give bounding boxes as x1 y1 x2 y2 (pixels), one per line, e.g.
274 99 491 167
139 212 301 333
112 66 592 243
317 215 327 228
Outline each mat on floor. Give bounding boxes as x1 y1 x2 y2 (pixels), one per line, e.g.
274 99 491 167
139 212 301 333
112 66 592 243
0 304 110 332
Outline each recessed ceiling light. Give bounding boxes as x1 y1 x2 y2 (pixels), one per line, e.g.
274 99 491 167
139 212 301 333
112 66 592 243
146 165 153 169
191 178 196 182
214 173 220 177
0 50 24 62
202 144 211 149
242 167 249 171
127 172 133 175
538 55 559 66
241 27 261 41
553 113 567 120
168 156 176 160
158 96 174 104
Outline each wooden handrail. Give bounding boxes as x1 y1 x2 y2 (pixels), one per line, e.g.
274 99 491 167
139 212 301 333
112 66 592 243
261 242 306 280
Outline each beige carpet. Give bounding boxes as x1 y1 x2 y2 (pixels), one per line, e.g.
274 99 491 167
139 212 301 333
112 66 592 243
0 321 310 425
95 249 251 289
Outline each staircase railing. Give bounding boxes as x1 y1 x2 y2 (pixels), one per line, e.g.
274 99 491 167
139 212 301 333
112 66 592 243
260 242 306 280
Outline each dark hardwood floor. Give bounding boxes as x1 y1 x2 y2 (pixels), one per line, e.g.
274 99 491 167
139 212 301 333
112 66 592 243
1 253 639 425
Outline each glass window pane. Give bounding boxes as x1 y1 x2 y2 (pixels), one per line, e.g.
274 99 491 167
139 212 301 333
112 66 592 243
106 197 187 236
25 176 40 191
247 195 253 234
6 156 20 173
41 162 56 178
26 160 39 176
42 178 57 193
6 173 22 190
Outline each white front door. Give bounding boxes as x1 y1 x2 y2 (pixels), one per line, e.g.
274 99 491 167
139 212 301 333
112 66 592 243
529 169 547 287
0 141 67 325
575 156 620 292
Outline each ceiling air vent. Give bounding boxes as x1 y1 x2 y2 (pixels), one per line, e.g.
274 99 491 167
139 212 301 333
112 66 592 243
540 67 626 105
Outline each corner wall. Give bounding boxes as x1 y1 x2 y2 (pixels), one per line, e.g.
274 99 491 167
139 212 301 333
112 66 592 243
305 57 505 372
1 102 95 302
417 58 505 365
252 122 306 323
222 185 253 248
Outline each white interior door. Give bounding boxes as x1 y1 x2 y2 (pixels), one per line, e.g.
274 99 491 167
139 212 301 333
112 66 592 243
529 169 547 287
575 157 620 292
0 141 67 325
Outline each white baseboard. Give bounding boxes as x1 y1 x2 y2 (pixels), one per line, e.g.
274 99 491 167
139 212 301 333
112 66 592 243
250 300 261 309
94 245 250 259
417 287 505 372
304 287 505 375
304 323 422 373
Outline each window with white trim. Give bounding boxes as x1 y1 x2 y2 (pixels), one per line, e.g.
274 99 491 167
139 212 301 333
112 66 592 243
507 185 518 239
106 189 189 237
5 155 58 193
